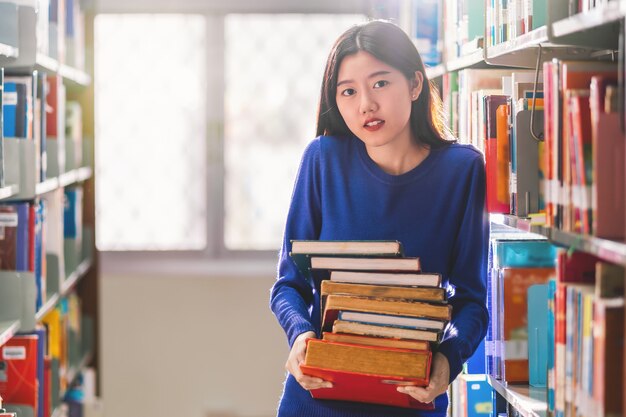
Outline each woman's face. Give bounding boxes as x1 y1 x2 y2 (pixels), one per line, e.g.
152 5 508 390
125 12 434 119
335 51 422 150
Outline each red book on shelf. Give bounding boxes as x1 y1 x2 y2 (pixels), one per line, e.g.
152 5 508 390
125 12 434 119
0 335 39 412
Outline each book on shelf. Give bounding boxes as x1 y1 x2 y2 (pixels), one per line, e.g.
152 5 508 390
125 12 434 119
0 334 39 414
321 332 430 351
321 280 445 302
301 338 434 410
589 76 624 240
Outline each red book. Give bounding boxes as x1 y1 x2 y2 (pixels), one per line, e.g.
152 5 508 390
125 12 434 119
301 339 434 410
0 335 39 411
484 95 509 213
300 365 435 410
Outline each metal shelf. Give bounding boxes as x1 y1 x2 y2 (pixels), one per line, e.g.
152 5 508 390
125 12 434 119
491 215 626 267
0 320 20 347
0 42 18 59
36 167 94 195
446 49 485 72
35 292 60 322
0 184 20 200
552 2 624 38
488 376 547 417
61 258 93 296
35 53 91 86
425 64 446 79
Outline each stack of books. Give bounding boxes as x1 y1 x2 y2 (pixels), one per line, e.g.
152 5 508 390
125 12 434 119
290 240 451 410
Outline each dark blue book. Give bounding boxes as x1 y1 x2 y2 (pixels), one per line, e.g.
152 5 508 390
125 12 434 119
3 81 17 137
35 201 44 311
64 188 83 239
15 202 29 271
14 82 27 138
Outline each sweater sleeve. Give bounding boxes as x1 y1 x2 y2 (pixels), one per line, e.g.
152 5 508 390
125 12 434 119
437 153 490 383
270 139 323 347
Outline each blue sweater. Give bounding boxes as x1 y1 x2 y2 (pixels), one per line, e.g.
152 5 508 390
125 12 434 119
270 135 489 417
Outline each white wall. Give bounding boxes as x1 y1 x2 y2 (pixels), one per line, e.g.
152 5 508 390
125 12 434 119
100 268 289 417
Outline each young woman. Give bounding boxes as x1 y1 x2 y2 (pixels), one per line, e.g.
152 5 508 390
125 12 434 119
270 20 489 417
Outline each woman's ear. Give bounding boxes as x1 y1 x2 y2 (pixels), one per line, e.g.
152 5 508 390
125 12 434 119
411 71 424 101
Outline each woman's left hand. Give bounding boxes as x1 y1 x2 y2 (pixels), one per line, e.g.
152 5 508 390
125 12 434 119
397 352 450 404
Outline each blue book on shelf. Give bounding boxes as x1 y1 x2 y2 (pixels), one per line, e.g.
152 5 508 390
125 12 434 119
528 283 549 387
413 0 441 66
494 240 556 268
64 188 83 239
547 278 556 415
35 201 45 311
15 202 30 271
3 81 17 137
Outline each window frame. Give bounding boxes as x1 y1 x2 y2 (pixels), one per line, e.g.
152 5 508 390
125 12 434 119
96 5 372 275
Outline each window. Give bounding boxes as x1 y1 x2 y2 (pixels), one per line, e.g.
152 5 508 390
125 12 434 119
224 13 365 250
95 12 365 254
94 14 207 251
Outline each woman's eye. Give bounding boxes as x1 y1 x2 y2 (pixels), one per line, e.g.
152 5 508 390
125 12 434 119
373 80 389 88
340 88 356 96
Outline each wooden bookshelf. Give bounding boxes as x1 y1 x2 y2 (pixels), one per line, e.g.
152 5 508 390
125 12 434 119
487 376 548 417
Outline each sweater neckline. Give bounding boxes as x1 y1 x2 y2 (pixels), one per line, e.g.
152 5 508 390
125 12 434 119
354 136 442 185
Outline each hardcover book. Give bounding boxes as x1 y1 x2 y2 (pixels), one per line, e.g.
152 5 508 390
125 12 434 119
321 280 445 302
332 319 441 342
322 294 452 331
321 332 429 351
301 339 434 410
329 270 441 287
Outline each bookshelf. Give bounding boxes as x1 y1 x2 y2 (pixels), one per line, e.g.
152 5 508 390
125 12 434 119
400 0 626 415
0 0 99 416
487 376 547 417
0 42 19 59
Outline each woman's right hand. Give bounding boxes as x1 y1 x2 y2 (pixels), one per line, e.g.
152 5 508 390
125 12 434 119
285 330 333 390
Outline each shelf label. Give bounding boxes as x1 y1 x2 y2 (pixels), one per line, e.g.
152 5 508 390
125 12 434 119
2 346 26 360
0 212 18 227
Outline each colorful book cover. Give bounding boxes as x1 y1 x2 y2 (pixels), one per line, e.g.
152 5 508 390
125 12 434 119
2 82 17 138
0 335 39 411
500 267 555 382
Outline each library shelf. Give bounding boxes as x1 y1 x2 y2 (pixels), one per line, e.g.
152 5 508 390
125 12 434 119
37 167 94 195
487 376 547 417
446 48 485 72
552 2 624 38
36 177 60 195
35 292 60 322
425 63 446 79
61 258 93 296
50 352 94 417
0 184 20 200
0 320 21 348
35 258 93 322
0 42 18 59
35 53 91 87
492 215 626 267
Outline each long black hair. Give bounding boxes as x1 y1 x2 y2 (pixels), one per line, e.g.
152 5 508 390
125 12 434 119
316 20 453 148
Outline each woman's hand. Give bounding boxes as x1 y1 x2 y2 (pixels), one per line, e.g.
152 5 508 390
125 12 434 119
285 331 333 390
397 352 450 404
